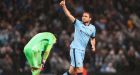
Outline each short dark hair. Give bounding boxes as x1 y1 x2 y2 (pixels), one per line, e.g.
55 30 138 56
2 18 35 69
83 11 92 18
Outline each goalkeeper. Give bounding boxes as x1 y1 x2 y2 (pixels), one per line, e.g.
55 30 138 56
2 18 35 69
24 32 56 75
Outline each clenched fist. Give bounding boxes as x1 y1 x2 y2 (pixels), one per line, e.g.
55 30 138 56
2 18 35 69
60 0 66 7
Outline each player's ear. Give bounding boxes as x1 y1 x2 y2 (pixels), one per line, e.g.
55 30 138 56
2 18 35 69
89 18 92 21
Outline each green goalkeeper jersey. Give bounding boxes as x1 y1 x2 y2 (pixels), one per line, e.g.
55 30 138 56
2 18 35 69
25 32 56 52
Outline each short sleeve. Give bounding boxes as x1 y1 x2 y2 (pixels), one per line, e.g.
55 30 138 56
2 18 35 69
91 26 96 38
73 19 82 27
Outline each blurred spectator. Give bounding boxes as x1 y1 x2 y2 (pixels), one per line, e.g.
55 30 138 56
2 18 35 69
0 0 140 75
49 52 69 74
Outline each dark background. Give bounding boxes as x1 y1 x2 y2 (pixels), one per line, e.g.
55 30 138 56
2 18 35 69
0 0 140 75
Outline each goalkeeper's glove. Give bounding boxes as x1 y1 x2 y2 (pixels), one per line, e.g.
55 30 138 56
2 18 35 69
40 59 46 71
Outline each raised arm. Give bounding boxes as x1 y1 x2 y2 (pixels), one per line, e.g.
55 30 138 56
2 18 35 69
60 0 75 23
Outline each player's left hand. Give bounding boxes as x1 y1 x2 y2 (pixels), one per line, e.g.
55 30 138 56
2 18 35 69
92 46 96 52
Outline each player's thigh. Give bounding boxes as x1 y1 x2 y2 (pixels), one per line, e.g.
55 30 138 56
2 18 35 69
75 49 85 67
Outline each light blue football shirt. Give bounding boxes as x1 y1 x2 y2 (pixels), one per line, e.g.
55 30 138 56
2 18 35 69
70 19 96 50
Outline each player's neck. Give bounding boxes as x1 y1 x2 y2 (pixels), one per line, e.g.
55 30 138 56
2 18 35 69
83 22 90 26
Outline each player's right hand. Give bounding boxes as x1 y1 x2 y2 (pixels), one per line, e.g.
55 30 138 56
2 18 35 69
60 0 65 7
40 59 46 71
92 46 96 52
40 64 45 71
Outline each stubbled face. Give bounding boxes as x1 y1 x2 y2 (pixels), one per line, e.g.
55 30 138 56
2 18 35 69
82 12 91 23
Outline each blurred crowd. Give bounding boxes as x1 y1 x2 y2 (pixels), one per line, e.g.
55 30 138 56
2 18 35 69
0 0 140 75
